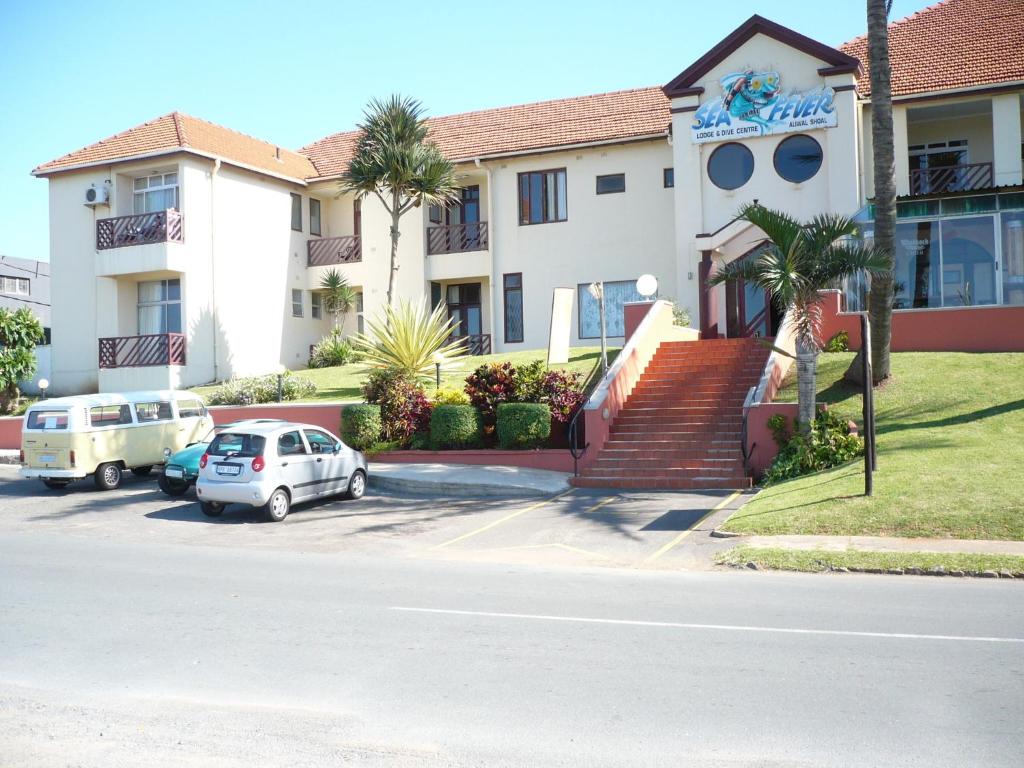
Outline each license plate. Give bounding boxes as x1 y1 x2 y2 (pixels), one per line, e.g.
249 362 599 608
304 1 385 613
165 467 183 478
39 454 56 463
216 464 241 476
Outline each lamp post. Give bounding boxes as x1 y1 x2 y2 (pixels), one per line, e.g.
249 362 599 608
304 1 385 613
588 282 607 376
38 378 49 400
432 351 445 391
275 364 286 403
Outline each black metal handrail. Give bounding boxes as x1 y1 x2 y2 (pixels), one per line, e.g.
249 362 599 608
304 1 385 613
567 406 589 477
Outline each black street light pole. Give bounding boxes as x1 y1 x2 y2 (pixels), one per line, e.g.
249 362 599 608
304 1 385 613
860 313 877 496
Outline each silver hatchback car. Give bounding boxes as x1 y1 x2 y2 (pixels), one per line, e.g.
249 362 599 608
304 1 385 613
195 421 368 522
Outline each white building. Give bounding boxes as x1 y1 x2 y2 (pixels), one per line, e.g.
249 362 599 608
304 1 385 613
33 0 1024 395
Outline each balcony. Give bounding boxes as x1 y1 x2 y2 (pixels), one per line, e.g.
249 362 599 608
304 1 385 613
909 162 994 196
427 222 489 255
308 235 361 267
98 333 186 369
454 333 492 356
96 210 183 250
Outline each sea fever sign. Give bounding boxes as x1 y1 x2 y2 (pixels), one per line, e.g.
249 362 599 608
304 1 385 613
691 70 837 144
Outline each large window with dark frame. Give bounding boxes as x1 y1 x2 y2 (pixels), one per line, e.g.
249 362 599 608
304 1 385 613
518 169 567 225
577 279 646 339
596 173 625 195
503 273 524 343
309 198 321 236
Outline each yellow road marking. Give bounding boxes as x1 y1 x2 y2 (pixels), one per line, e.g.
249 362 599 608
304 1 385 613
432 488 575 549
582 496 618 514
641 490 743 564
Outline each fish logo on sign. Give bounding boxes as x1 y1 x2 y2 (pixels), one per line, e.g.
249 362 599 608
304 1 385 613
720 70 781 131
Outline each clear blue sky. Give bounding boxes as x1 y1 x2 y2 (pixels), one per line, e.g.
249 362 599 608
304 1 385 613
0 0 928 262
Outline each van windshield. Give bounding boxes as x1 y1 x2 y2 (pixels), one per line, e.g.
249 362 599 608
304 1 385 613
208 432 266 458
26 410 70 430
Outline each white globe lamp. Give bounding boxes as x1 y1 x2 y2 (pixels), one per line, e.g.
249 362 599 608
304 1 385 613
636 274 658 299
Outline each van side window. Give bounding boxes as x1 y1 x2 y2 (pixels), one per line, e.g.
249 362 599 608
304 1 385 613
177 400 205 419
135 401 173 422
90 404 133 426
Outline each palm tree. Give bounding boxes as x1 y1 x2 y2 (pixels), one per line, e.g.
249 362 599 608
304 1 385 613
340 95 460 306
710 204 889 431
319 269 357 330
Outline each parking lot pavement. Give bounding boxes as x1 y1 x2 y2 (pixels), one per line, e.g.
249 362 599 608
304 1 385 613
0 466 749 569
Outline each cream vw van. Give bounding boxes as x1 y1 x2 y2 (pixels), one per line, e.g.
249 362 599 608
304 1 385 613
20 391 213 491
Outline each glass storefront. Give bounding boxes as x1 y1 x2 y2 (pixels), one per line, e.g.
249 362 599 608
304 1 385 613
844 192 1024 311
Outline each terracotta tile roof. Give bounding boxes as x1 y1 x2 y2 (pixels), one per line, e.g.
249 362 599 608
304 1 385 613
301 87 671 179
841 0 1024 98
34 112 317 181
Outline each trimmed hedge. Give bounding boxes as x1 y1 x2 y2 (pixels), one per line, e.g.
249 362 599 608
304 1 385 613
341 404 382 450
496 403 551 449
430 405 482 450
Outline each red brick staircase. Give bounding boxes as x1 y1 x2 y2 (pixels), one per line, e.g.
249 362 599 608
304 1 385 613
571 338 770 490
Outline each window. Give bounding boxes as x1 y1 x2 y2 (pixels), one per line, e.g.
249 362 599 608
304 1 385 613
0 276 30 295
909 139 970 194
577 280 646 338
292 289 303 317
356 292 364 334
303 429 336 454
89 404 134 426
596 173 625 195
177 400 205 419
133 172 178 214
26 409 69 430
309 198 322 236
135 401 173 422
663 168 675 188
138 279 182 334
311 292 322 319
291 193 302 231
503 273 524 343
707 143 755 190
447 283 482 337
773 134 823 183
277 430 308 456
518 169 567 224
209 432 265 457
428 204 442 224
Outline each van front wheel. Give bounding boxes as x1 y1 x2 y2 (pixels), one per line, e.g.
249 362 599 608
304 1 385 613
94 463 122 491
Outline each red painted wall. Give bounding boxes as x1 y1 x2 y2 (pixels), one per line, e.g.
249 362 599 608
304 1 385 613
743 402 800 477
209 402 343 433
373 449 574 473
0 416 21 452
623 301 656 343
817 290 1024 352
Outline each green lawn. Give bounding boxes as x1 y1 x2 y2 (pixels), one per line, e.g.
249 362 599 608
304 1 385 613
716 545 1024 577
720 351 1024 540
191 346 616 403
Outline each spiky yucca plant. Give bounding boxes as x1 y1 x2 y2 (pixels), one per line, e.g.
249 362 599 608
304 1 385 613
710 203 889 432
319 269 358 330
351 299 467 382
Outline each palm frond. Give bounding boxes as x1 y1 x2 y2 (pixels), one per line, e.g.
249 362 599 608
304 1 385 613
738 203 802 257
350 299 467 381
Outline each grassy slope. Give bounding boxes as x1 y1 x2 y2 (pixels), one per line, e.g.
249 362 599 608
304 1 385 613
717 545 1024 576
191 346 616 404
721 351 1024 540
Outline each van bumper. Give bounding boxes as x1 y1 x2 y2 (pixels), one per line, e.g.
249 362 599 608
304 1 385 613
20 468 88 480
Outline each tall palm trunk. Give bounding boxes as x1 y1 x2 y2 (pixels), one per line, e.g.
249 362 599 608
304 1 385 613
795 336 818 433
387 190 401 306
866 0 896 383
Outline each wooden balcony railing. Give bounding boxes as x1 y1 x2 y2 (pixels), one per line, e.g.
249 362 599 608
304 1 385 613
308 235 361 267
909 162 994 196
96 209 183 250
427 222 489 255
453 333 492 356
98 333 186 368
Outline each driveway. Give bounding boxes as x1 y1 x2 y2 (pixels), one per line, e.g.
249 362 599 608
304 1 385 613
0 466 748 569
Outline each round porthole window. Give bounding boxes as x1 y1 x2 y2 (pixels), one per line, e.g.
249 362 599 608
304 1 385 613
707 143 755 190
774 134 823 183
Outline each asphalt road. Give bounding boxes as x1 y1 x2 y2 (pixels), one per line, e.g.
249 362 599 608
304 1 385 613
2 528 1023 767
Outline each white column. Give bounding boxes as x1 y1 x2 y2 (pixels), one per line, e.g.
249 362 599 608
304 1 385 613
825 86 861 216
892 104 910 197
992 93 1023 187
670 96 704 321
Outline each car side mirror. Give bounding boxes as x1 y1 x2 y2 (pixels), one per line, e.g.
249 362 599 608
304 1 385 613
333 443 342 454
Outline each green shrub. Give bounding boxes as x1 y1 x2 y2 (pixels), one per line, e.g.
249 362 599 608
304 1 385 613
429 405 482 450
672 304 692 327
513 360 546 402
762 408 863 485
341 404 381 450
362 368 432 445
433 388 470 406
206 372 316 405
496 403 551 449
824 330 850 353
309 329 357 368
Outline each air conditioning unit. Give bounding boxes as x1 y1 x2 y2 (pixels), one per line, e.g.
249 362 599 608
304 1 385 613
84 183 110 206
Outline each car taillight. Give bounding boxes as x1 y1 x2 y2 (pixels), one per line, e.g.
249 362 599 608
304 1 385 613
251 455 265 473
69 450 76 467
199 453 209 469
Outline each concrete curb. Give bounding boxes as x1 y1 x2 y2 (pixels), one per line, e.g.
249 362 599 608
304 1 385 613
710 528 744 539
368 474 557 498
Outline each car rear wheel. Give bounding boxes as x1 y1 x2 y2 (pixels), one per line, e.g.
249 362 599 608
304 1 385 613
158 473 191 497
131 465 153 477
94 463 122 491
263 488 290 522
345 469 366 500
43 479 70 490
200 501 225 517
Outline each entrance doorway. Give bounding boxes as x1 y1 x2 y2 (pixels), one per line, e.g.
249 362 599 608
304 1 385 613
724 247 783 338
